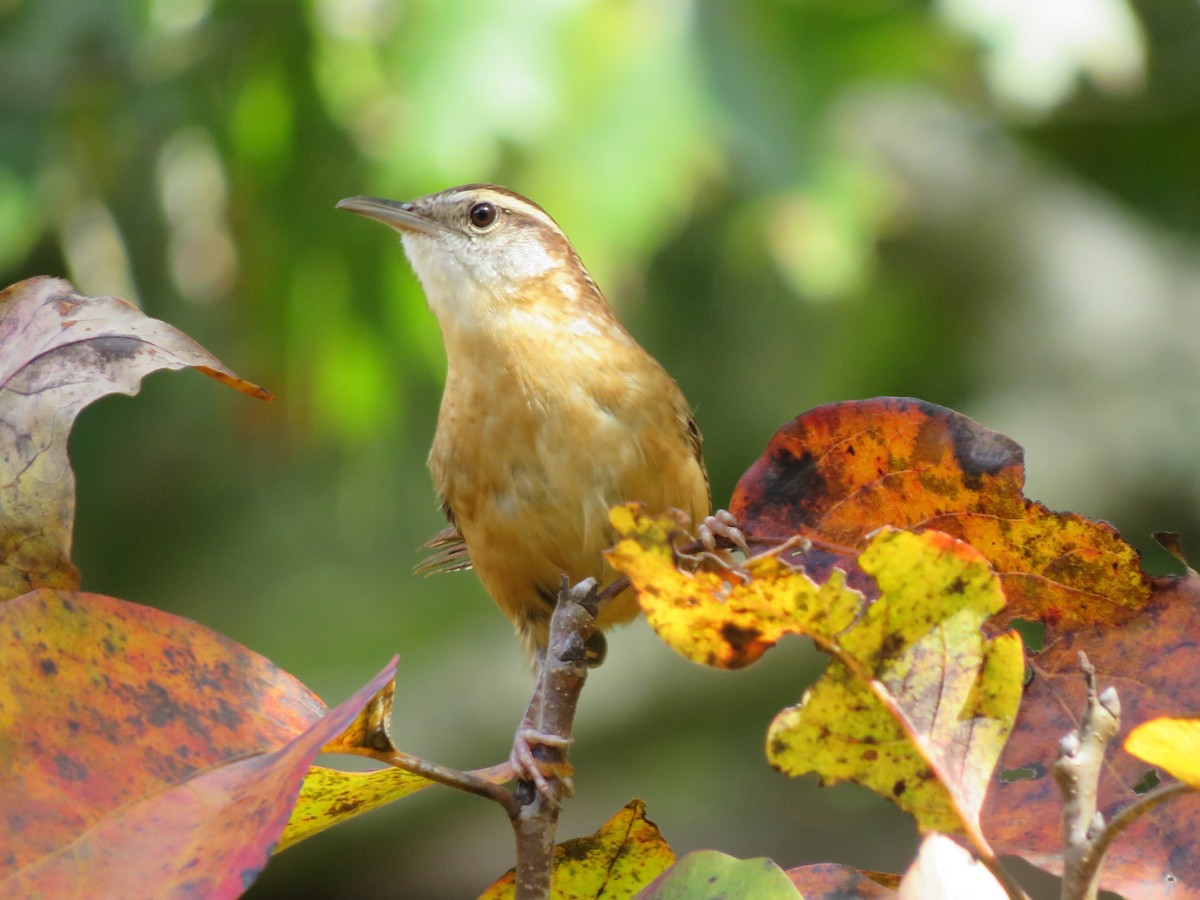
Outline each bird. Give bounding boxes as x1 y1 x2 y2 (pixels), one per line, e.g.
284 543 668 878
337 184 719 657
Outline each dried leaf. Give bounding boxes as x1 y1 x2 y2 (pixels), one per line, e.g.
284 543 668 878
768 530 1022 841
0 277 271 600
607 507 1023 843
479 799 674 899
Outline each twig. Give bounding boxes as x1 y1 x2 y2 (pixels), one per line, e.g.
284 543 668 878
1076 780 1193 895
512 577 597 900
1055 653 1121 900
381 750 520 816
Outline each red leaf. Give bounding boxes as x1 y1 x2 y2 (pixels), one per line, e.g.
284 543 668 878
0 589 396 897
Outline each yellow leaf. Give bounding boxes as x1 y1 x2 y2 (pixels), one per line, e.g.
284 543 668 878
607 506 1024 840
1125 717 1200 788
277 764 434 852
480 799 674 899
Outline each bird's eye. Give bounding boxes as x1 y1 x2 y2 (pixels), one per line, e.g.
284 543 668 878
469 202 497 229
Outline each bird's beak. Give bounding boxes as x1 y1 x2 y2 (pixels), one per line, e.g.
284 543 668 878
335 196 450 236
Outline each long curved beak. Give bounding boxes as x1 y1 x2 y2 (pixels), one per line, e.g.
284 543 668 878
335 196 450 236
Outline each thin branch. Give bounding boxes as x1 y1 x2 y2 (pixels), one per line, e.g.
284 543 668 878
380 750 520 816
1079 781 1194 891
511 577 597 900
1055 653 1121 900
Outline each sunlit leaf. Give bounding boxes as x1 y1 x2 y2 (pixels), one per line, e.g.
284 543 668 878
479 799 674 899
0 277 271 600
607 507 1023 842
732 397 1150 632
730 398 1200 895
1125 718 1200 788
278 765 435 853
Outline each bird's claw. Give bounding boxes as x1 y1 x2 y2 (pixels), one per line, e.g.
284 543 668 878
698 508 750 555
511 726 575 802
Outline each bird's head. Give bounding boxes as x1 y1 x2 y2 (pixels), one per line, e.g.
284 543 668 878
337 185 594 329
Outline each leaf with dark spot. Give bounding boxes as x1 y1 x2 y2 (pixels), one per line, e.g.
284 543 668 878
729 398 1200 896
479 800 675 898
608 507 1022 841
0 588 396 898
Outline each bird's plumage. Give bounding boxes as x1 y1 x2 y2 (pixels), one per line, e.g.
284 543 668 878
338 185 710 657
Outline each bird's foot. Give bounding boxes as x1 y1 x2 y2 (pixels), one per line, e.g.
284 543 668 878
698 508 750 555
511 726 575 803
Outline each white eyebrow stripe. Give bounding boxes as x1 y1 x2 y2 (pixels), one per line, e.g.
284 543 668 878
443 188 565 236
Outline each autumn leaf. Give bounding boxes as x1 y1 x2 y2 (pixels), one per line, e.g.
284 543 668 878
0 589 396 897
1125 717 1200 788
277 679 511 851
0 276 271 601
730 398 1200 896
732 397 1150 632
278 765 437 853
480 799 674 899
607 506 1023 846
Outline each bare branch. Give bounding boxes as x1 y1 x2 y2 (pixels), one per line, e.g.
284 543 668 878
1055 653 1121 900
380 750 519 817
511 577 597 900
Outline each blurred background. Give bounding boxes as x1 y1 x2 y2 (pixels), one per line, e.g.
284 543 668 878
2 0 1197 896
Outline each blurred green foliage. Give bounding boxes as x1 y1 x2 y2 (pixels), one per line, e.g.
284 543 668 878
2 0 1199 897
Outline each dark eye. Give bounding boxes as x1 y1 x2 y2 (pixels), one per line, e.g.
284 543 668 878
469 201 497 229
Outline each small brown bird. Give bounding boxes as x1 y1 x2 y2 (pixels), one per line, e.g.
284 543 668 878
336 185 713 662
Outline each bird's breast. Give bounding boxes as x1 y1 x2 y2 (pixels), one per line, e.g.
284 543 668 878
427 320 708 635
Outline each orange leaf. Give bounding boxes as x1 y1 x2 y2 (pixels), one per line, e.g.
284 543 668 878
0 589 396 897
732 397 1150 632
0 277 271 600
730 398 1200 896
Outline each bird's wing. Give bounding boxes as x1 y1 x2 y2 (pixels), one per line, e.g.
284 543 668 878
416 523 473 575
685 410 712 511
